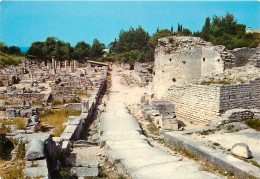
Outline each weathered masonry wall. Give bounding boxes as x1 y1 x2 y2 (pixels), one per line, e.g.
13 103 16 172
219 78 260 112
0 93 46 103
153 36 234 98
229 47 259 67
166 85 221 123
166 79 260 123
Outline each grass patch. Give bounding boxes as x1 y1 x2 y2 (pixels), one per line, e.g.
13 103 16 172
212 142 220 146
75 92 91 99
31 101 43 106
0 52 23 68
148 123 159 135
0 118 26 130
39 108 81 137
145 115 152 123
16 142 26 160
0 125 11 134
0 159 25 179
49 97 80 107
199 129 216 135
200 79 231 86
3 101 21 105
98 167 109 178
226 124 234 130
244 118 260 131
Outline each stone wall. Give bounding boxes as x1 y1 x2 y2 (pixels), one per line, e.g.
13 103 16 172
166 85 221 123
219 78 260 112
166 78 260 123
229 47 259 67
0 93 46 103
153 36 235 98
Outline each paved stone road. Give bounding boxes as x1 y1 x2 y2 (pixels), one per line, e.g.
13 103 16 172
100 68 221 179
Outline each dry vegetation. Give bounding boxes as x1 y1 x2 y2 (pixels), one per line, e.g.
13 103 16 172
244 118 260 131
0 159 25 179
38 108 81 136
0 117 27 131
75 92 91 99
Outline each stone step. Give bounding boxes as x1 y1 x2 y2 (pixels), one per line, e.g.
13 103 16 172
121 155 180 173
130 162 221 179
108 147 169 164
100 134 147 147
102 130 141 136
71 167 99 177
66 158 99 168
106 139 151 150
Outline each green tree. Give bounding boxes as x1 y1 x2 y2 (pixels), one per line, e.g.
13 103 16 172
182 28 192 36
72 41 91 60
26 41 44 59
7 46 22 56
90 39 105 58
0 42 8 53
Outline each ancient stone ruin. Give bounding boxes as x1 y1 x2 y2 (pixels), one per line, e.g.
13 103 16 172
0 36 259 179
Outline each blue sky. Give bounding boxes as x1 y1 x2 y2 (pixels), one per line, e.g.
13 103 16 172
0 1 259 48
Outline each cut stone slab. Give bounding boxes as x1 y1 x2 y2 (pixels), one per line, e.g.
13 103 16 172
26 159 48 168
130 162 220 179
23 166 49 179
102 130 141 136
67 158 99 168
108 147 168 164
100 134 147 147
71 167 98 177
25 138 45 160
231 143 252 159
121 155 180 173
106 140 150 150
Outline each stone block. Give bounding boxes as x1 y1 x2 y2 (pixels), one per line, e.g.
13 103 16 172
25 138 45 160
231 143 252 159
6 108 15 119
20 108 33 118
81 99 89 113
71 167 98 177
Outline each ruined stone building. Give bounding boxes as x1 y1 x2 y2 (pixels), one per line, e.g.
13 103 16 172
153 36 260 123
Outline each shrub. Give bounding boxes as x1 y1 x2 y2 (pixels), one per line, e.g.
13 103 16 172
16 142 26 160
39 108 81 137
244 119 260 131
200 79 231 85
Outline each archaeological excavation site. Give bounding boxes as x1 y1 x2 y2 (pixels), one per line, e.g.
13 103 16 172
1 1 260 178
0 35 259 179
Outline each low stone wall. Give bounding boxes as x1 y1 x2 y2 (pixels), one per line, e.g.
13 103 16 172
0 93 46 103
167 85 221 123
59 75 106 162
64 103 82 110
219 79 260 112
51 93 80 103
166 78 260 123
229 47 259 67
164 131 260 179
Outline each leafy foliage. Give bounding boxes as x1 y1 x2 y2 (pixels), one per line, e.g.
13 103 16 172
26 37 105 61
110 26 173 63
0 42 22 56
0 51 23 68
198 13 259 49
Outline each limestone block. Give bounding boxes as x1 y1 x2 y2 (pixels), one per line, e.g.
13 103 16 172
6 108 15 119
25 138 45 160
71 167 98 177
231 143 252 159
81 100 89 113
159 118 178 131
20 108 33 118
